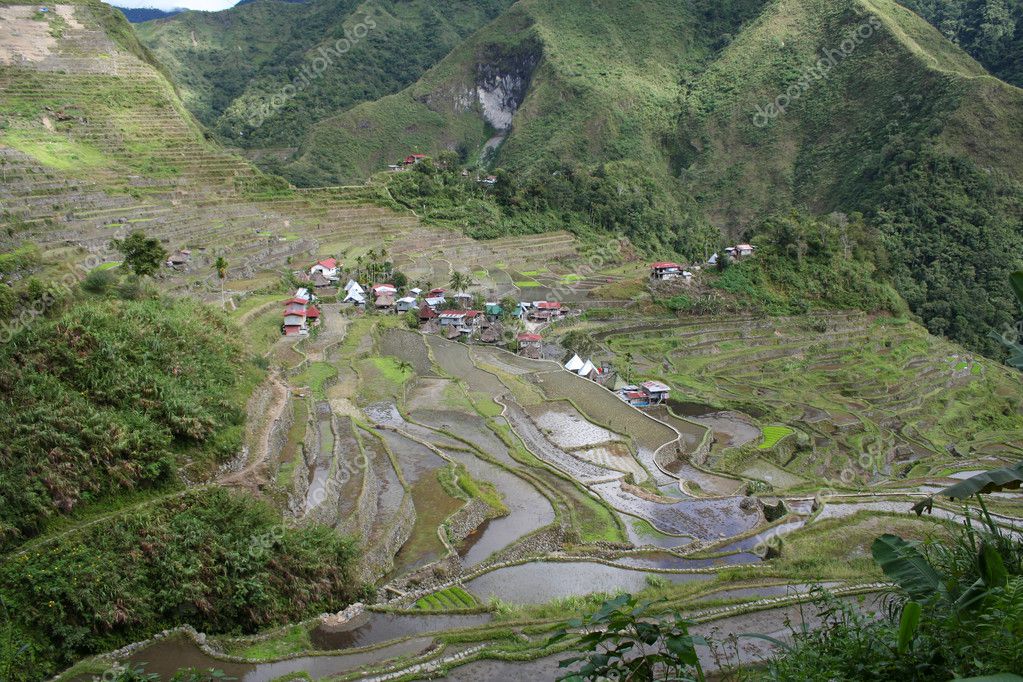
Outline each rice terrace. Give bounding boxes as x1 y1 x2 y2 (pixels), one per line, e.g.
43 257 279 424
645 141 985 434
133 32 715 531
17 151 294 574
1 0 1023 680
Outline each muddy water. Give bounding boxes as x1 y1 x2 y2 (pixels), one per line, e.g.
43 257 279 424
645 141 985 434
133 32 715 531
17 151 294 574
713 519 806 554
376 428 446 485
504 401 620 483
445 445 556 565
527 401 623 450
311 611 491 650
304 402 334 513
612 552 760 570
646 404 708 451
123 634 433 682
465 561 711 604
691 411 761 452
668 400 719 418
413 409 514 466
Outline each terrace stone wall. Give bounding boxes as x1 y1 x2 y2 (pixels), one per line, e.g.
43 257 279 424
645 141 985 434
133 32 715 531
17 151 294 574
360 494 416 583
446 498 492 546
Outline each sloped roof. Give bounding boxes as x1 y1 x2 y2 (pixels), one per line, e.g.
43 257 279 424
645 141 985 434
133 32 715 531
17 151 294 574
565 354 585 371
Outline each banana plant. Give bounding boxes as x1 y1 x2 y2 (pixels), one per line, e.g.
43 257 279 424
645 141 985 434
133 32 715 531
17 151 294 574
871 533 1008 615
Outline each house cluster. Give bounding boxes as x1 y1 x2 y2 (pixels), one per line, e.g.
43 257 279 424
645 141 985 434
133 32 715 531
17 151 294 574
707 243 755 266
302 257 341 288
282 287 321 336
617 380 671 407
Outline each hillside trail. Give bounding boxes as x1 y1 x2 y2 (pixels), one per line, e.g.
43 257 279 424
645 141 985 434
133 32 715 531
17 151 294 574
219 372 290 493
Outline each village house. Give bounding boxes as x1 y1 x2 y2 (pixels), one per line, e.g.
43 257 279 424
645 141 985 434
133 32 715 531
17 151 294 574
480 175 497 186
518 332 542 358
309 257 339 281
452 292 473 309
640 380 671 405
485 302 503 319
528 301 564 322
424 295 446 310
403 153 427 167
371 283 397 297
375 292 396 310
418 303 439 324
479 322 504 344
650 262 693 282
282 293 320 336
166 249 190 269
395 296 419 314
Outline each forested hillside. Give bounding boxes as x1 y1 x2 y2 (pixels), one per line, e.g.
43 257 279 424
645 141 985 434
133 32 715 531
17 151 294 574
901 0 1023 86
135 0 515 150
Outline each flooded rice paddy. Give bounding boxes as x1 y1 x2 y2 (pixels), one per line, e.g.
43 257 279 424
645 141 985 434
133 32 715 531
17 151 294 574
311 611 491 650
124 635 433 682
465 561 712 604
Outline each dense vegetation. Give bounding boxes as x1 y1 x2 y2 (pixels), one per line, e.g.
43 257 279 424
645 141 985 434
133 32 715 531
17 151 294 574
660 211 907 315
0 297 254 549
901 0 1023 86
386 156 716 255
872 149 1023 356
0 488 364 682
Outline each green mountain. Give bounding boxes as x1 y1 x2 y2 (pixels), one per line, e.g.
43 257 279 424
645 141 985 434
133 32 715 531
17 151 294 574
135 0 515 150
266 0 1023 355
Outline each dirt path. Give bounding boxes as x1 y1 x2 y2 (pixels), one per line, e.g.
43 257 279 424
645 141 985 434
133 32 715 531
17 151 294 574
219 372 290 492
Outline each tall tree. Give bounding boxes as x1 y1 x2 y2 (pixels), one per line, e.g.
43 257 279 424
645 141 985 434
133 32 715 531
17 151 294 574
214 256 228 308
110 231 167 278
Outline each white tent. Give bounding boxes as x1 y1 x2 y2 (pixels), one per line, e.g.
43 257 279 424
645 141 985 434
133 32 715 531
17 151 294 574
565 354 585 372
344 287 366 304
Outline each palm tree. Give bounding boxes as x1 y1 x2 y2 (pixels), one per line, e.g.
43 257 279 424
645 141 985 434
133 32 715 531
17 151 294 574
449 271 475 294
214 256 228 308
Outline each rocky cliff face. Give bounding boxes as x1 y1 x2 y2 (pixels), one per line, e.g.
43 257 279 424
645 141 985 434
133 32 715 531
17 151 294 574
474 45 540 131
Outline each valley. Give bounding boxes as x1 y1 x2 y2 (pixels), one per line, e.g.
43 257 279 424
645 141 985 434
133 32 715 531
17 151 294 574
0 0 1021 680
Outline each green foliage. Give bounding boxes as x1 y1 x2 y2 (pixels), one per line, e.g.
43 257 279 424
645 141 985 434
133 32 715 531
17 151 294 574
0 298 251 547
549 594 707 681
701 212 905 315
762 503 1023 680
414 585 479 610
110 231 167 278
0 489 363 681
900 0 1023 86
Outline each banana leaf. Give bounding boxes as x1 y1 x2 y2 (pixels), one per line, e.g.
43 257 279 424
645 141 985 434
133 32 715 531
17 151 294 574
912 460 1023 515
1010 271 1023 308
871 534 942 601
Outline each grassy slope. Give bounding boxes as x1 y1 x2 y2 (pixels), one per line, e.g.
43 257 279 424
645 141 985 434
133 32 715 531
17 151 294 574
135 0 516 149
